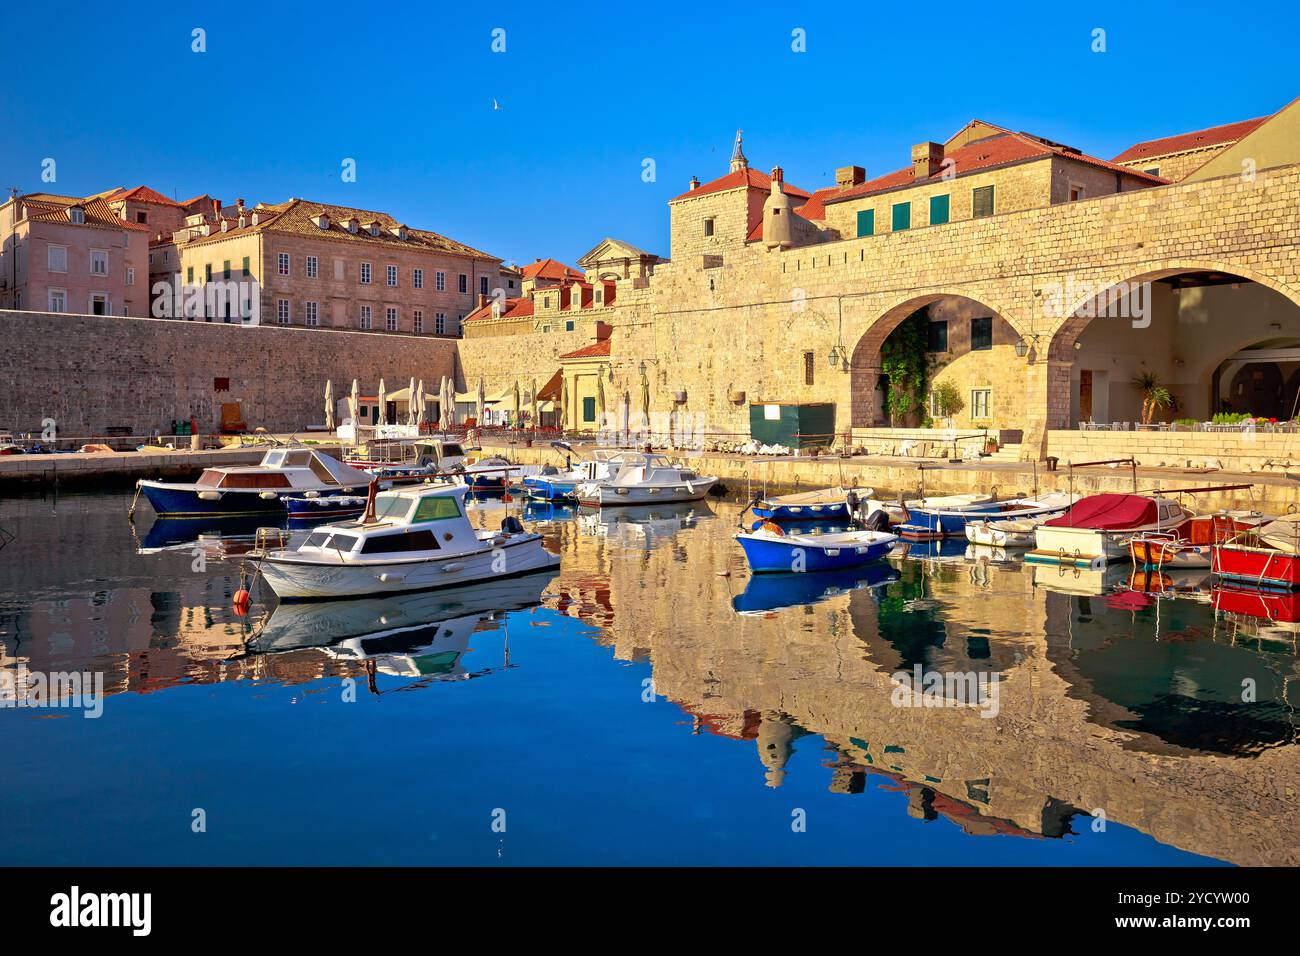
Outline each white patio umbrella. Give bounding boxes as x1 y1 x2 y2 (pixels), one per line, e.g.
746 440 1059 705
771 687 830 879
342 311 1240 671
440 376 452 430
620 389 631 442
476 376 486 427
349 379 359 428
512 381 521 428
415 379 426 429
377 378 387 427
560 378 569 432
406 377 416 425
596 371 606 430
324 379 334 432
530 377 538 429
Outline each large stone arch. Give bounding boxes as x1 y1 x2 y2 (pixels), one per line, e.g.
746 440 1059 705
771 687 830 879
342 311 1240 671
849 290 1026 428
1041 262 1300 429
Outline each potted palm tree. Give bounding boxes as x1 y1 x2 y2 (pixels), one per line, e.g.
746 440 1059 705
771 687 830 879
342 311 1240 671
1131 372 1173 425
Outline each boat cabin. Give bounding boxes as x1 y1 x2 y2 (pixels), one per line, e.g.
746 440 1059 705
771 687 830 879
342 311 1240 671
295 485 487 559
195 448 369 490
604 453 701 487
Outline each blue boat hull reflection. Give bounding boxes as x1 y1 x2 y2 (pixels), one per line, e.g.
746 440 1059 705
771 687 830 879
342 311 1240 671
733 563 899 614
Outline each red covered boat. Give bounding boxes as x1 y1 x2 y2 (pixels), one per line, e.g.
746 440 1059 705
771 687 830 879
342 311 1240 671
1212 515 1300 590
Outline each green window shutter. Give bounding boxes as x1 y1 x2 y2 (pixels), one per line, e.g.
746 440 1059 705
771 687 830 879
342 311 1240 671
582 397 596 423
856 209 874 237
891 201 911 231
929 194 950 225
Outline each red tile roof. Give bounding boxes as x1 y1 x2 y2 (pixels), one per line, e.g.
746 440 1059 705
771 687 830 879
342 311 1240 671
521 258 583 281
21 194 149 232
827 126 1165 206
559 339 611 360
109 185 184 207
1111 116 1271 164
670 166 811 203
464 296 534 322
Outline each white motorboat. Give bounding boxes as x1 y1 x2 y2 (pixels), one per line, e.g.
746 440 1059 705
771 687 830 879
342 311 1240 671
1026 493 1193 568
254 481 559 600
574 452 717 507
965 517 1046 548
858 492 995 527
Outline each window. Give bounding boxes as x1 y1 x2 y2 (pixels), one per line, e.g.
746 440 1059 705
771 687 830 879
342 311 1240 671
387 265 397 287
971 316 993 351
305 301 318 326
360 530 440 554
855 209 874 237
436 271 446 291
1067 183 1085 202
565 320 575 332
90 293 109 315
47 245 67 272
457 313 465 334
458 273 467 294
277 299 290 325
929 194 950 225
136 210 147 224
90 249 108 275
703 218 715 237
306 255 317 278
1143 166 1160 177
126 267 134 286
243 255 252 276
479 275 489 296
359 305 372 329
891 202 911 231
972 185 995 219
214 377 230 391
223 259 231 280
412 495 462 521
435 312 446 335
277 252 290 275
803 351 814 386
360 262 372 284
186 266 194 284
385 307 398 331
205 263 212 282
413 310 424 333
69 207 85 224
48 289 67 313
582 396 596 423
971 388 992 420
334 258 345 280
414 268 424 289
927 320 949 353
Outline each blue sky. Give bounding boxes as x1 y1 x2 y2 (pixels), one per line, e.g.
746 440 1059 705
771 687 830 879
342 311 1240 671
1 1 1292 267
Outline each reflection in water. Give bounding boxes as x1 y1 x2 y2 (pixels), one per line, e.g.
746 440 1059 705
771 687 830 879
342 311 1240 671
2 491 1299 865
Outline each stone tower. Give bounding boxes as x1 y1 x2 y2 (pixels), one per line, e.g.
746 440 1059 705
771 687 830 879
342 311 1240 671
762 166 796 250
730 130 748 173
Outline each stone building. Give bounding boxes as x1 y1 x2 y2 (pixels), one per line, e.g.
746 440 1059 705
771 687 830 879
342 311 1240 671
162 198 502 335
0 191 150 317
458 96 1300 459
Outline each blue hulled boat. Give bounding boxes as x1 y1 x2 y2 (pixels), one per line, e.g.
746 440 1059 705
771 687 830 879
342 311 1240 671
137 448 374 517
752 485 875 521
736 522 898 573
899 492 1076 539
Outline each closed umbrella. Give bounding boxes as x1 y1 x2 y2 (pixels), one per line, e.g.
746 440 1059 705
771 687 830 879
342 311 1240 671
324 379 334 432
640 366 650 430
476 377 486 428
596 370 606 430
406 377 416 426
377 378 387 427
530 378 538 430
512 380 521 429
349 379 359 429
443 376 453 430
620 390 631 443
560 378 569 433
415 379 425 429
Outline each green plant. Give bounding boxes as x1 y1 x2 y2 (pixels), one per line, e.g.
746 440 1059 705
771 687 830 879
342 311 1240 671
1131 372 1173 424
1212 411 1251 424
930 380 964 421
1174 418 1198 427
880 310 931 426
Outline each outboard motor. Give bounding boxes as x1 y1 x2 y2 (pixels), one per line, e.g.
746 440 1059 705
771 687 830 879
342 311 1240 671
501 516 525 535
860 508 890 532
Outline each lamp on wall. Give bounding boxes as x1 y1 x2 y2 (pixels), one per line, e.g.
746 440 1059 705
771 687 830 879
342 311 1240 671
1014 333 1041 359
827 344 849 372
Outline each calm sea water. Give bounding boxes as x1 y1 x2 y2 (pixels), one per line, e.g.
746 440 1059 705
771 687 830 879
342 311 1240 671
2 489 1297 866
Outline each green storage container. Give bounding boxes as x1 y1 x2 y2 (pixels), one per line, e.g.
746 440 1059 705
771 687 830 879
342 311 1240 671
749 402 836 449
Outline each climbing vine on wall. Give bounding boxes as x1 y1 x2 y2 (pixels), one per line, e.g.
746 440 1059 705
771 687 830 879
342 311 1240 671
880 309 931 425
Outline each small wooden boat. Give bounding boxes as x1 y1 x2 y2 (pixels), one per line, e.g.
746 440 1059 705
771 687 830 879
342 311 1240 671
1026 494 1193 568
736 521 897 573
1212 515 1300 590
1129 510 1269 569
859 492 994 527
965 515 1049 548
575 452 717 507
752 486 875 521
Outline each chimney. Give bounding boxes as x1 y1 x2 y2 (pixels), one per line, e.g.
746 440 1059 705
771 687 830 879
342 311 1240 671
212 199 222 218
911 142 944 180
688 176 700 191
835 165 865 189
771 166 784 185
236 198 245 212
477 293 488 308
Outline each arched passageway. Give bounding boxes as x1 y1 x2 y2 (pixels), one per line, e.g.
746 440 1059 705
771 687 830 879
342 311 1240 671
1044 268 1300 428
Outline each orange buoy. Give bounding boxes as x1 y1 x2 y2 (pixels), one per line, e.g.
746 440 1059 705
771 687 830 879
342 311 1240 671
233 588 250 608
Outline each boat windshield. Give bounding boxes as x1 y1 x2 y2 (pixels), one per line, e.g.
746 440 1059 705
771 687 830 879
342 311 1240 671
262 451 286 468
412 495 462 521
373 495 414 521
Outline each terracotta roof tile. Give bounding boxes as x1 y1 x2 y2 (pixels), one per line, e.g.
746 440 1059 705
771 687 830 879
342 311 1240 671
464 296 534 322
1111 116 1271 164
21 194 148 232
559 339 611 360
521 257 583 281
109 185 183 207
670 166 811 203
